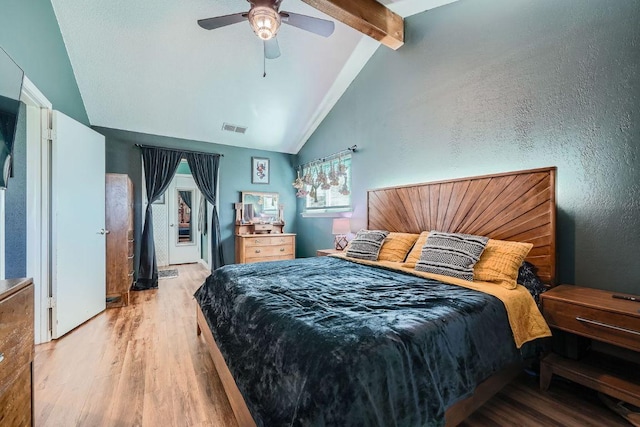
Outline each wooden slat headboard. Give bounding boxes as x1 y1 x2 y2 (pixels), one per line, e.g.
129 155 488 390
367 167 557 285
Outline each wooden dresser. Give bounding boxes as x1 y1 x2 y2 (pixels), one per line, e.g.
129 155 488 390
106 174 134 307
0 278 34 426
235 233 296 264
233 195 294 264
540 285 640 406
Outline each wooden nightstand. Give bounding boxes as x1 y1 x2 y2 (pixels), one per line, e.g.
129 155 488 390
316 249 344 257
540 285 640 407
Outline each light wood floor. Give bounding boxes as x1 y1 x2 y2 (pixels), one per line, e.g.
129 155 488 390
34 264 236 427
34 263 630 427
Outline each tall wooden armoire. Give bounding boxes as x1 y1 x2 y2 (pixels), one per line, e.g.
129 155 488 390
106 173 134 307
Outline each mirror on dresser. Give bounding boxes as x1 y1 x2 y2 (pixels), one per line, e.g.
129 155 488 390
235 191 285 235
242 191 279 223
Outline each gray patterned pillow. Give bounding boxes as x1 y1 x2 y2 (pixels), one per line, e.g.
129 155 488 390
345 229 389 261
415 231 489 280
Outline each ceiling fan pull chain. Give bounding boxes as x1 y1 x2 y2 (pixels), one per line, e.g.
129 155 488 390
263 46 267 78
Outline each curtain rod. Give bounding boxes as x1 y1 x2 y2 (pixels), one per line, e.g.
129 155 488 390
135 143 224 157
296 145 357 169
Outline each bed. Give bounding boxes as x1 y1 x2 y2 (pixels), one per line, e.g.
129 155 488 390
195 167 557 426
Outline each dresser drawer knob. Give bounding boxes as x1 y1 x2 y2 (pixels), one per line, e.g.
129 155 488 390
255 249 261 253
255 239 262 244
576 317 640 336
280 248 285 252
0 353 4 363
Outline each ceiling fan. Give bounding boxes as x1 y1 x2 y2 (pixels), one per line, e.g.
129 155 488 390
197 0 335 60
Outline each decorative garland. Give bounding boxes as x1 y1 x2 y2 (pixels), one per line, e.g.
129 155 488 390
292 146 356 199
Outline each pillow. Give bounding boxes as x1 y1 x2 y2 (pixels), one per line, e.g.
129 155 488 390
345 229 389 260
518 261 547 306
401 231 430 267
377 233 420 262
415 231 489 281
473 239 534 289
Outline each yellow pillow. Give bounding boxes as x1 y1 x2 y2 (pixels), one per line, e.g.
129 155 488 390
377 233 420 262
473 239 533 289
400 231 430 268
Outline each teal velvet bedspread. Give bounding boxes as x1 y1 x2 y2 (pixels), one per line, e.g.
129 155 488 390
194 257 522 426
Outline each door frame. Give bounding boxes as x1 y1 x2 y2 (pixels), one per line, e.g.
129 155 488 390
21 76 53 344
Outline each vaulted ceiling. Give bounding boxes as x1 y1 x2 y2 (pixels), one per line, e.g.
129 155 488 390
51 0 456 153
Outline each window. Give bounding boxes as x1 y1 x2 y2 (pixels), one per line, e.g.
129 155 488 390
298 154 351 212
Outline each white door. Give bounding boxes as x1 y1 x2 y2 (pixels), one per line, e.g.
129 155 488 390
51 111 106 339
168 174 200 265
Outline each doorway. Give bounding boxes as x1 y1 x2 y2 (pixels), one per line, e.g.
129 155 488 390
167 173 200 265
143 157 213 270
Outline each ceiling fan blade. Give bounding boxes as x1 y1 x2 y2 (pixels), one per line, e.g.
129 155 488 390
280 12 335 38
197 13 247 30
264 38 281 60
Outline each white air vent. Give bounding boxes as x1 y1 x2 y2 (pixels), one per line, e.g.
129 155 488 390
222 122 248 134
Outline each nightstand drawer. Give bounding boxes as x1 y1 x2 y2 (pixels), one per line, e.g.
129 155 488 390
0 285 34 393
0 365 31 427
544 299 640 352
317 249 344 257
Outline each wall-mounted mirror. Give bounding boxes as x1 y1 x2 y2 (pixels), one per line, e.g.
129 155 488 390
241 191 279 223
0 46 24 189
176 189 194 244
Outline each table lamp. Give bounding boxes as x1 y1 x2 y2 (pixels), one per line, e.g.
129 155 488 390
332 218 350 251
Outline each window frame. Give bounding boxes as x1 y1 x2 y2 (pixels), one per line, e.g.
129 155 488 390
302 154 352 214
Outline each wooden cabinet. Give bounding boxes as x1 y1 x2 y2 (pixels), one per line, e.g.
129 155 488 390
0 278 34 426
540 285 640 406
106 174 134 307
235 234 296 264
316 249 344 257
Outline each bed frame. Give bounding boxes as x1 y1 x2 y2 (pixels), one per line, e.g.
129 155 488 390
197 166 557 426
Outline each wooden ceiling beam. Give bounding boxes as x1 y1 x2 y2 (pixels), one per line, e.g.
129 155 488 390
300 0 404 50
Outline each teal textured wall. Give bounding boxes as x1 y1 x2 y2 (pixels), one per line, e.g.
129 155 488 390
0 0 89 124
1 1 88 277
297 0 640 293
98 127 297 271
5 103 26 277
0 0 89 277
176 161 191 175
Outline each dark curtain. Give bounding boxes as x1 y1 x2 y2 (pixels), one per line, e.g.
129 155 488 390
198 194 207 235
186 152 224 271
134 147 184 290
178 190 192 209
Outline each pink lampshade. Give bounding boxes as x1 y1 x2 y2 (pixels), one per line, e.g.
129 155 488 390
332 218 351 235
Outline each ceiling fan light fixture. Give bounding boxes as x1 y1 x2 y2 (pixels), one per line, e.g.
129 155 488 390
248 6 281 40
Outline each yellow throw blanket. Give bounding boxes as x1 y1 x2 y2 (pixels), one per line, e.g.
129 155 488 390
330 254 551 348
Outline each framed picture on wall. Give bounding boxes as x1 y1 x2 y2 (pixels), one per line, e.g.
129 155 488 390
251 157 270 184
